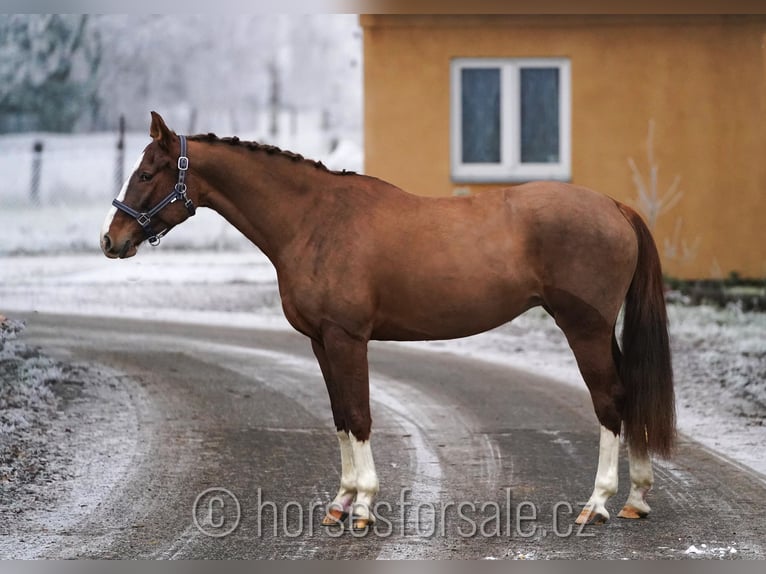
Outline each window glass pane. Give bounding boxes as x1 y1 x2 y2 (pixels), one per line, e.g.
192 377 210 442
461 68 501 164
520 67 559 163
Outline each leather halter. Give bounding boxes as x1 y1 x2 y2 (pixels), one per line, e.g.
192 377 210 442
112 135 196 246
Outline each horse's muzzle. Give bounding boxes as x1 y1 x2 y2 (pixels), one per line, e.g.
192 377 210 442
101 234 136 259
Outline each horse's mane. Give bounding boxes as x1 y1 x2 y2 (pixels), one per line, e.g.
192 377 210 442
187 133 356 176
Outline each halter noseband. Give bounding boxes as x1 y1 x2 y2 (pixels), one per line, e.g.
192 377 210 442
112 135 196 246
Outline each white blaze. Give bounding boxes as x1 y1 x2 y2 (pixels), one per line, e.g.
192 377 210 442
101 152 145 239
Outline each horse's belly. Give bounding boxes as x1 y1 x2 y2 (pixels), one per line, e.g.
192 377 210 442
370 284 536 342
371 316 512 342
368 204 538 341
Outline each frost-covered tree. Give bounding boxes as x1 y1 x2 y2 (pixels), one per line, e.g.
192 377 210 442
92 15 270 132
0 15 362 138
283 15 363 137
91 15 362 139
0 15 101 133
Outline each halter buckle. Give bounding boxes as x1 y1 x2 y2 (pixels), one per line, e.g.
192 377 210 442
178 156 189 171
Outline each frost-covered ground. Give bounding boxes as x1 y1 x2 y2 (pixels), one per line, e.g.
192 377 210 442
1 249 764 479
0 316 138 541
0 315 143 558
0 318 69 506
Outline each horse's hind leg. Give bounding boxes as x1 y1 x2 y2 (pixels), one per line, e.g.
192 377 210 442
559 321 654 522
558 324 624 525
618 445 653 519
578 423 620 525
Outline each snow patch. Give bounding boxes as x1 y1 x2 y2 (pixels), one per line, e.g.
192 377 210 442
684 543 739 558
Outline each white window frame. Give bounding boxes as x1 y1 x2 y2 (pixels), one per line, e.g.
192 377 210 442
450 57 571 183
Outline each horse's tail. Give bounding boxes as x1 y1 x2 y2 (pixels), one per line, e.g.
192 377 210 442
617 204 676 458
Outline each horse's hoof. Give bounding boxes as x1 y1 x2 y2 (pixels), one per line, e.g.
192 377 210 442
575 508 609 525
321 508 348 527
351 517 372 533
617 505 648 519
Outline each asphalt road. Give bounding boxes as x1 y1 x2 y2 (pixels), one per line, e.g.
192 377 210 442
13 313 766 559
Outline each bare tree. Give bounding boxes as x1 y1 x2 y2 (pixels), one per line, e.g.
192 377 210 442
627 119 683 231
663 217 701 267
628 119 703 272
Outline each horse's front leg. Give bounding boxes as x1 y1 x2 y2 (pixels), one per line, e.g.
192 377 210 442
313 327 379 531
325 430 357 524
312 341 357 525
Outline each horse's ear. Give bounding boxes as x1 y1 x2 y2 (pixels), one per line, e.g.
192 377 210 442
149 111 176 151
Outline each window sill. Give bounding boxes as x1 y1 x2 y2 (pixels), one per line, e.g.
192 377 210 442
450 172 572 184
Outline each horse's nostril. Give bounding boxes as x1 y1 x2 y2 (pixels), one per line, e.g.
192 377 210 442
102 234 112 251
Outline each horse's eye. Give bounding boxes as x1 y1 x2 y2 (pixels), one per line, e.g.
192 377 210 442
139 172 152 182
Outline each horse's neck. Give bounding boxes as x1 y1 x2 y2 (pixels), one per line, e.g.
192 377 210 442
196 144 329 264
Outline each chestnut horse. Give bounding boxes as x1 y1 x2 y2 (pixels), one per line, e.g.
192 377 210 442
101 112 675 530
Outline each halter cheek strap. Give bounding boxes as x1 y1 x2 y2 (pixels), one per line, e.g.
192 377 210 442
112 135 196 246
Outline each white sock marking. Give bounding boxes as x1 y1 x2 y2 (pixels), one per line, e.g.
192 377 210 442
331 430 357 512
583 425 620 518
349 432 379 520
624 447 653 514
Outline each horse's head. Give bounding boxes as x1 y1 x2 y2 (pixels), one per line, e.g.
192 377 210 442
100 112 197 258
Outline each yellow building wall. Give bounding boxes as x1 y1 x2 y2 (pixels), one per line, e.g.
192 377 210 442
361 15 766 279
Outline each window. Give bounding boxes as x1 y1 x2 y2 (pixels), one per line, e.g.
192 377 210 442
451 58 571 182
